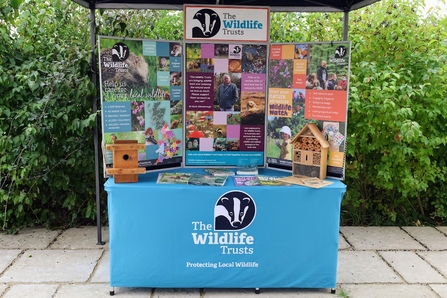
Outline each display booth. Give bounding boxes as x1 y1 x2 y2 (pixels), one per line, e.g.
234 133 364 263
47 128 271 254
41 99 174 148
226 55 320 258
94 4 355 295
68 0 379 294
95 4 353 295
105 168 346 294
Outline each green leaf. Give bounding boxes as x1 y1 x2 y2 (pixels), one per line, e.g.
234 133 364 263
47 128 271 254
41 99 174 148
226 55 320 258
28 81 39 92
10 0 23 9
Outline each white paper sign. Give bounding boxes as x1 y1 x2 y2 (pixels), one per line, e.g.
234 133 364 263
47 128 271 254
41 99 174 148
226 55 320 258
184 5 270 42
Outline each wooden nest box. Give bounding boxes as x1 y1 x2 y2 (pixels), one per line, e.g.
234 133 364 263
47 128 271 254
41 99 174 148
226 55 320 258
291 123 330 180
105 140 146 183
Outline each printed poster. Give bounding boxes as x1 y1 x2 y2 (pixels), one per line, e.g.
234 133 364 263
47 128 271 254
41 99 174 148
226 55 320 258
266 42 350 179
184 5 269 42
184 43 268 167
98 36 184 173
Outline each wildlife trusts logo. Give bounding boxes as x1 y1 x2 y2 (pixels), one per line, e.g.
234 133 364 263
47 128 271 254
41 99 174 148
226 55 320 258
214 190 256 231
330 45 349 64
334 46 347 58
111 42 130 61
190 190 256 255
229 45 242 58
192 8 221 38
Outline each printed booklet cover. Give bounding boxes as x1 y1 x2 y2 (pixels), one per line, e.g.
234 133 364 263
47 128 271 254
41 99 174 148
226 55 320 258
232 176 261 186
156 172 193 184
257 175 292 186
276 175 333 189
204 168 236 176
187 173 228 186
236 165 258 176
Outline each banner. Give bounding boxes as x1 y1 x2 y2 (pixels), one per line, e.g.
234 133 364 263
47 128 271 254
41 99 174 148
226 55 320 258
184 5 269 42
98 36 184 173
266 42 351 179
184 42 268 167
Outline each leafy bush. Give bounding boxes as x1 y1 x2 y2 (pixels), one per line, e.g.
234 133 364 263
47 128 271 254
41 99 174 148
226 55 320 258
0 0 99 232
344 0 447 225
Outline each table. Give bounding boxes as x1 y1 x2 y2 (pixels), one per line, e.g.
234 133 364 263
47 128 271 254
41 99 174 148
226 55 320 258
105 168 346 293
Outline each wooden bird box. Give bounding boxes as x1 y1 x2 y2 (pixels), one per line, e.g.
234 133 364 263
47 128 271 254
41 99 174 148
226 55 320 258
291 123 330 180
105 140 146 183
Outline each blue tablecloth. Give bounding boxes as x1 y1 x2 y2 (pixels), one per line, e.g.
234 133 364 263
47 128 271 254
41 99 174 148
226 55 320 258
105 168 346 289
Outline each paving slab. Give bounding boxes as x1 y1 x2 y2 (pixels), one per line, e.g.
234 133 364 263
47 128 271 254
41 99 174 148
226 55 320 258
340 284 439 298
0 284 7 296
0 226 446 298
436 226 447 235
0 228 60 249
379 251 446 283
340 227 425 250
51 226 109 250
337 251 402 283
338 233 350 250
0 250 21 274
55 284 152 298
204 288 335 297
402 226 447 250
3 284 58 298
430 284 447 297
0 250 103 283
418 251 447 277
91 250 109 283
153 288 200 297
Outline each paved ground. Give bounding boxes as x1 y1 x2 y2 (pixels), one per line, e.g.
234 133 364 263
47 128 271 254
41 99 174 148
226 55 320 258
0 226 446 298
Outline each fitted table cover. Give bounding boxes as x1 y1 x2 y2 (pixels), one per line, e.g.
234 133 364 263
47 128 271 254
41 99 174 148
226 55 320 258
105 168 346 290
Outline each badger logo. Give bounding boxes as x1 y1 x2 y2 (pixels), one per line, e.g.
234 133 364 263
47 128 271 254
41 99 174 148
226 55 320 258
214 191 256 231
334 46 347 58
192 9 221 38
111 43 130 61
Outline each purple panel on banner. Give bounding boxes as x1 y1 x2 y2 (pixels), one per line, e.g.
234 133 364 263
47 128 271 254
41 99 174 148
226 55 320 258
241 74 265 92
186 73 214 111
240 125 264 151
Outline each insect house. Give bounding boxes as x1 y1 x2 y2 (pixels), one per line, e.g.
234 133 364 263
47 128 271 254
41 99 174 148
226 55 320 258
291 123 330 180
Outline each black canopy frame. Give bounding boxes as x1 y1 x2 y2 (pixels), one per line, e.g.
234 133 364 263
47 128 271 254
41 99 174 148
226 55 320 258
73 0 380 12
70 0 381 245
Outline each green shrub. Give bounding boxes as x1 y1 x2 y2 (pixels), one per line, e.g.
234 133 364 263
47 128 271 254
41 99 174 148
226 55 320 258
344 0 447 225
0 0 101 232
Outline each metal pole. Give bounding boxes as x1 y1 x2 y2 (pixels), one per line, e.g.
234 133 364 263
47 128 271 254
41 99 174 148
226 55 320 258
90 4 105 245
343 11 349 41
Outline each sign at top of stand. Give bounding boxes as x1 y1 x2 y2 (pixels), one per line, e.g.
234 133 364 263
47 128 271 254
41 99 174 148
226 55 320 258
184 5 270 43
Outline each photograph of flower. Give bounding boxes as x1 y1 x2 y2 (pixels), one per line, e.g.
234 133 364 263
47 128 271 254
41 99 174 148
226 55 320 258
131 101 145 131
269 59 293 88
242 44 267 74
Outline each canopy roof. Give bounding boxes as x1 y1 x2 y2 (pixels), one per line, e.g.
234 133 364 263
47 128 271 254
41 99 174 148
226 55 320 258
72 0 380 12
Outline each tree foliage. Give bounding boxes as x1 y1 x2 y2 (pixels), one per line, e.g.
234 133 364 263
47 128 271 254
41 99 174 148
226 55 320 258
1 0 446 231
0 0 97 231
96 9 183 40
344 0 447 225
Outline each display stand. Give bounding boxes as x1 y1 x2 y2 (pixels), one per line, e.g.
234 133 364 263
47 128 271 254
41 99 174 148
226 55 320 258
105 168 346 295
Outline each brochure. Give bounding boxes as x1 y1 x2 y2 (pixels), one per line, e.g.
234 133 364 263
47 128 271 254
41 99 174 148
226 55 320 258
257 175 292 186
276 175 333 189
187 173 228 186
204 168 236 177
236 165 258 176
156 172 192 184
232 176 261 186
